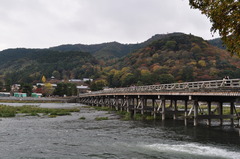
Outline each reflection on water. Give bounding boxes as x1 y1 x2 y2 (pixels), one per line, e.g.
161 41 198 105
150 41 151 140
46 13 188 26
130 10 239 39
0 103 239 159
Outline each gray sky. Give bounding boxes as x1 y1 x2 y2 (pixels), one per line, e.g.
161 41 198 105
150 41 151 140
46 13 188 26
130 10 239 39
0 0 219 51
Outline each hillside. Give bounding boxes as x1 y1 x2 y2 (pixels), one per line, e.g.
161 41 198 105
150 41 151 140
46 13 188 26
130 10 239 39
50 34 167 60
208 38 226 50
0 49 98 83
110 33 240 86
0 33 240 90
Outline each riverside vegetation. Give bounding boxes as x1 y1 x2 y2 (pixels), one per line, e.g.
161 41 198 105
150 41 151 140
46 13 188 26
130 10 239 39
0 105 80 118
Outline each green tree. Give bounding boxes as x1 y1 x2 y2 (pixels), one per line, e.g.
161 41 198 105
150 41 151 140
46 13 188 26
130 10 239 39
165 40 177 50
140 69 153 85
53 83 77 96
0 81 3 91
20 83 33 96
52 70 61 79
189 0 240 56
181 66 194 82
158 74 175 84
5 79 12 92
121 73 135 87
90 79 108 91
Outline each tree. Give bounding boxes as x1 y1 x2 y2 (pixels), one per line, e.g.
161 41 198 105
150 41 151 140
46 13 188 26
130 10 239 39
53 83 77 96
181 66 194 82
42 75 46 83
20 83 33 96
43 83 54 96
90 79 108 91
189 0 240 56
158 74 175 84
52 70 61 79
0 81 3 91
5 79 12 92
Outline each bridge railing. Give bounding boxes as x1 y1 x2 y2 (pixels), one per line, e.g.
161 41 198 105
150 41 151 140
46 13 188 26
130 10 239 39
85 79 240 95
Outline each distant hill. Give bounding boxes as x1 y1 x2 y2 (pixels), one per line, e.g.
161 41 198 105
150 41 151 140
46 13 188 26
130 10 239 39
0 49 98 83
110 33 240 86
50 34 168 60
208 38 226 50
0 33 239 88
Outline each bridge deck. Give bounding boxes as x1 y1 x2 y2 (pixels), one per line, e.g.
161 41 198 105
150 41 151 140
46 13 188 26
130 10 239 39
79 78 240 98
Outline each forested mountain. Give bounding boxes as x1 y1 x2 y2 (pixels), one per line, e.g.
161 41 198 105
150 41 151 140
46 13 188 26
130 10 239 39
97 33 240 88
50 34 167 60
0 33 239 90
0 49 98 83
208 38 226 50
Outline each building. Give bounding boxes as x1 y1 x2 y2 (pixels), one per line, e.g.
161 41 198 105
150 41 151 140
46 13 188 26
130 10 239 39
14 93 27 97
83 78 93 82
77 85 91 94
31 93 42 98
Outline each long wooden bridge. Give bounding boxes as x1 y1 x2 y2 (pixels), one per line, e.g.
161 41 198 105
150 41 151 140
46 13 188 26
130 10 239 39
77 79 240 127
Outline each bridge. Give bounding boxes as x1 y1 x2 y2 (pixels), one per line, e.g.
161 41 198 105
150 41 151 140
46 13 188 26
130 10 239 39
77 79 240 127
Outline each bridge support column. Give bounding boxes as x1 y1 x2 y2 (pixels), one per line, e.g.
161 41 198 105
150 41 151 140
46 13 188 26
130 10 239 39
194 100 199 126
126 96 130 112
120 98 123 112
131 97 135 114
230 102 234 126
141 97 146 115
219 102 223 126
96 97 99 107
133 98 138 118
184 100 188 126
115 97 119 111
152 99 156 119
162 99 166 121
169 100 173 108
207 101 211 126
90 97 94 107
173 100 177 120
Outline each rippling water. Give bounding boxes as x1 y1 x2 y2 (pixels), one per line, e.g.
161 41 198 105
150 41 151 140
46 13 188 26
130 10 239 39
0 103 240 159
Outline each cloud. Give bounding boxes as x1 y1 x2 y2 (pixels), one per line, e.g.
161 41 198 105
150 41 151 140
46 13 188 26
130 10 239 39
0 0 217 50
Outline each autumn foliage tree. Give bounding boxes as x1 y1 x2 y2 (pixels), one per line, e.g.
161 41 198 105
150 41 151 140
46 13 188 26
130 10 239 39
189 0 240 56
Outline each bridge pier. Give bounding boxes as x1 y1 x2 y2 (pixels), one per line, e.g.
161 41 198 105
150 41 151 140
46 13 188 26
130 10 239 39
207 101 211 126
230 102 234 126
173 100 177 120
162 98 166 121
218 102 223 126
184 100 188 126
152 99 156 119
194 100 199 126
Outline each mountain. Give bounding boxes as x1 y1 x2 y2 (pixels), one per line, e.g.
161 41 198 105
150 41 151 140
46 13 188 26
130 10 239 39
108 33 240 86
0 49 98 83
208 38 226 50
0 32 239 89
50 34 167 60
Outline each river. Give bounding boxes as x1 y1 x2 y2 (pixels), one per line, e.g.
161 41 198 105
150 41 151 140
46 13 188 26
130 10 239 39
0 103 240 159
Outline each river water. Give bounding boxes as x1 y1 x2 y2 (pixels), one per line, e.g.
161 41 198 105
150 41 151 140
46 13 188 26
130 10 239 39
0 103 240 159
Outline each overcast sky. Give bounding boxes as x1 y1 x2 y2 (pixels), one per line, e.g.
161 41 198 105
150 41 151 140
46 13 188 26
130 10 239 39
0 0 219 51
